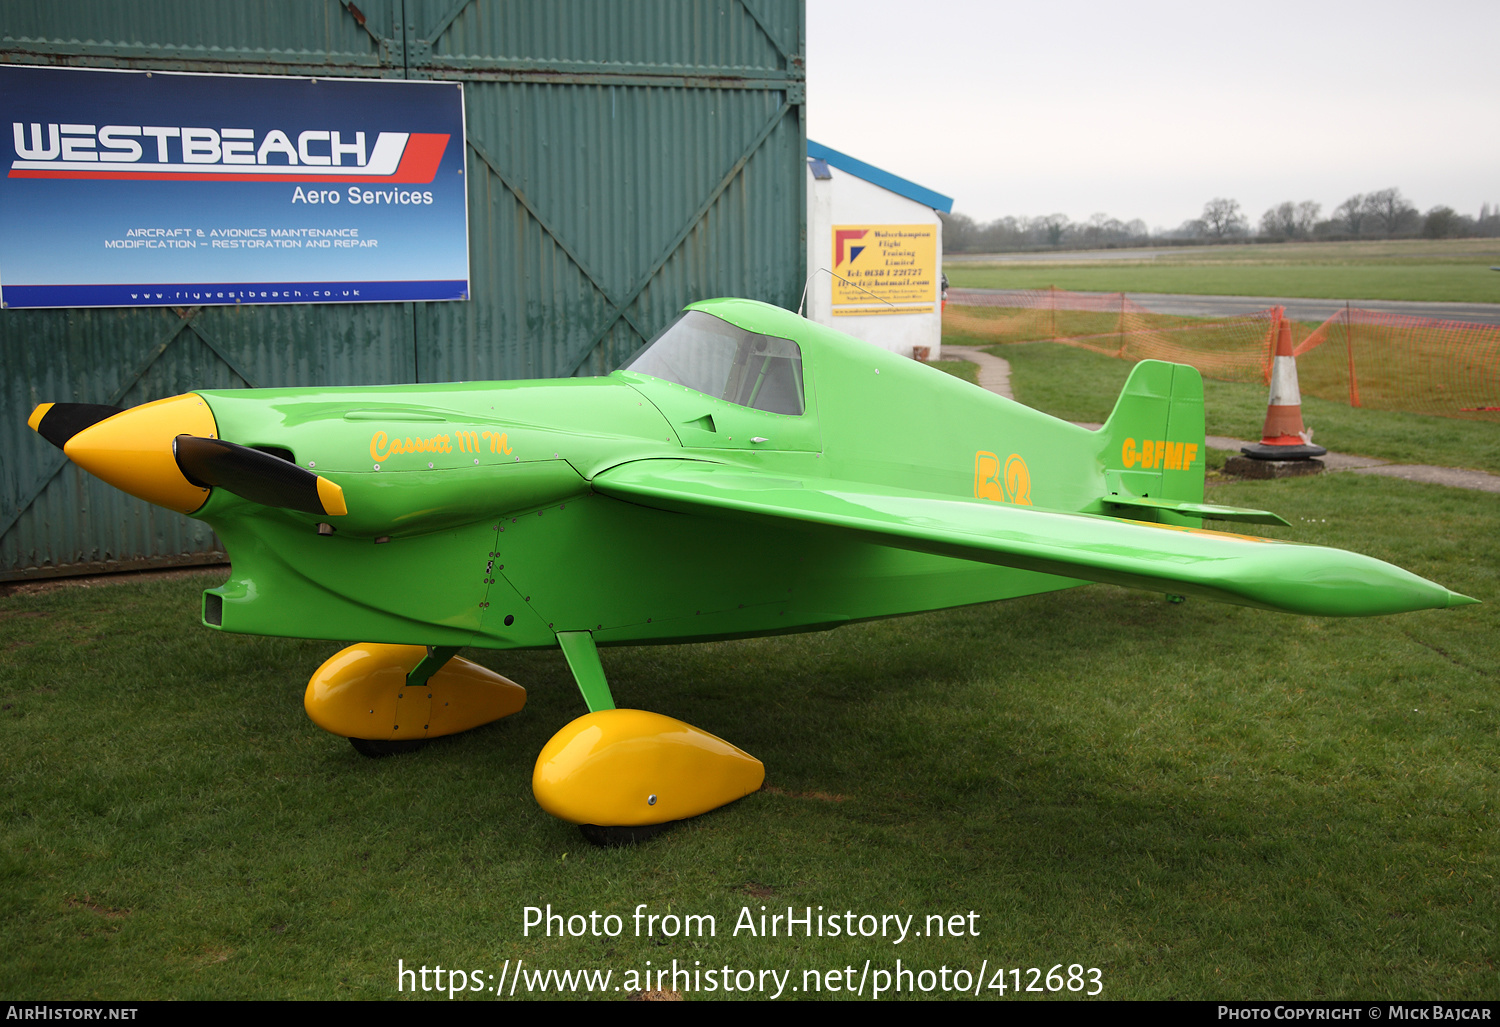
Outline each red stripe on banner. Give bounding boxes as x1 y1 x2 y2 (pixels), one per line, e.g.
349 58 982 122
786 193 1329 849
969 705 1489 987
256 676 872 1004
8 134 451 184
387 133 449 183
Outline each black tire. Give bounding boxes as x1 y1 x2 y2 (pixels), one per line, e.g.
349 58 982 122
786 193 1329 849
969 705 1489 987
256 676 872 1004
579 821 676 847
349 737 429 758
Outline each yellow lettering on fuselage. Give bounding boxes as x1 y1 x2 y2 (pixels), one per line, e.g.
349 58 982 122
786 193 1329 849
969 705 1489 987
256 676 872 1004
369 430 454 462
974 451 1032 505
1121 438 1199 471
368 428 514 463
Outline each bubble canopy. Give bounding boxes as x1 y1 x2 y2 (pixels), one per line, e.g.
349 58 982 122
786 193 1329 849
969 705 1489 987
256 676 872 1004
620 310 805 416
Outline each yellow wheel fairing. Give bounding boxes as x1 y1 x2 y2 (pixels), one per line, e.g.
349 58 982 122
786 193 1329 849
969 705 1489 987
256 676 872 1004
304 642 525 740
533 709 764 826
62 393 216 514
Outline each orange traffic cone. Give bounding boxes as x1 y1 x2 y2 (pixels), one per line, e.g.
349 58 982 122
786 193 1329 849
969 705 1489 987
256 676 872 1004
1240 317 1327 460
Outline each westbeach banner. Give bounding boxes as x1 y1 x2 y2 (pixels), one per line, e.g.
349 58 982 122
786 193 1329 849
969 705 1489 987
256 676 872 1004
0 66 469 309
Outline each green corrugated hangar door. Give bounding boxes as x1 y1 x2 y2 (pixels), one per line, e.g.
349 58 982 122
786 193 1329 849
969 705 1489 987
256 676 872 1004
0 0 807 581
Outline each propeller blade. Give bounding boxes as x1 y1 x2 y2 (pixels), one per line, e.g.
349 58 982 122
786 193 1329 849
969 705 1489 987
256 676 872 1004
172 435 346 516
28 403 126 449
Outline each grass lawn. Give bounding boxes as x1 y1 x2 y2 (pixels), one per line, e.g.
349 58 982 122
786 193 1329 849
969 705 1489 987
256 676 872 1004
926 359 978 385
987 341 1500 475
945 239 1500 304
2 464 1496 1000
3 322 1495 1000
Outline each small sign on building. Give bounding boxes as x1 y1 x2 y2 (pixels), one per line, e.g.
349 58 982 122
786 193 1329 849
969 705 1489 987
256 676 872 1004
830 223 938 316
805 141 953 359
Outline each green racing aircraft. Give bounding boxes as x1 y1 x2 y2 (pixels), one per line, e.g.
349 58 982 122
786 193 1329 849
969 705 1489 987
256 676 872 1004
28 297 1475 842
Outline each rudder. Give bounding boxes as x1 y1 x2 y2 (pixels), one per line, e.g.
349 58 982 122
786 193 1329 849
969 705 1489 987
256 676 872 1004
1097 360 1206 521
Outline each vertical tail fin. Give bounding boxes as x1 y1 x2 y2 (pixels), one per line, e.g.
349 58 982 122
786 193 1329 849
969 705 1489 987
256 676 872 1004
1096 360 1207 522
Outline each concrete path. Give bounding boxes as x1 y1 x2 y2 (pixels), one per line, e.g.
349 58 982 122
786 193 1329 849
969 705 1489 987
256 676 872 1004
1201 434 1500 492
1350 464 1500 491
941 345 1014 399
944 348 1500 493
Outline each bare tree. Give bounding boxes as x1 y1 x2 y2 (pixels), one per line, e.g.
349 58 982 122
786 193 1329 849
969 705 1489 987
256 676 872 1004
1081 212 1133 246
1260 200 1322 239
1294 201 1321 235
1260 202 1297 238
1364 187 1417 237
1422 206 1472 239
935 209 1152 252
1037 213 1070 247
1479 203 1500 239
1175 218 1208 239
938 211 978 251
1334 194 1367 236
1201 198 1247 238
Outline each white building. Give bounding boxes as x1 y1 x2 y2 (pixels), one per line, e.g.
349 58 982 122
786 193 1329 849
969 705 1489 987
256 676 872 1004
804 140 954 360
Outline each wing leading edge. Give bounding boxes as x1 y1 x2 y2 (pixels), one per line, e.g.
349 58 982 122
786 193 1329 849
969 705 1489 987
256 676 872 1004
593 460 1474 618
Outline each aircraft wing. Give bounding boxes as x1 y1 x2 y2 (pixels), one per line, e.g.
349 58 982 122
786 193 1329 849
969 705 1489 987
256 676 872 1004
592 459 1473 617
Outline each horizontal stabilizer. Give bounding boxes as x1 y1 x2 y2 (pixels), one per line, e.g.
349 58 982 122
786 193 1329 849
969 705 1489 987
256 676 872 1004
594 459 1472 617
1100 494 1291 527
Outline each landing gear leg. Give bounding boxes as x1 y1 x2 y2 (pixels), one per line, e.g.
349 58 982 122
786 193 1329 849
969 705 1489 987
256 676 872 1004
556 631 614 713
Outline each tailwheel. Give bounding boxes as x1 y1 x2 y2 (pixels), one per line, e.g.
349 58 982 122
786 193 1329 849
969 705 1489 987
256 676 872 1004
349 737 429 759
533 709 764 837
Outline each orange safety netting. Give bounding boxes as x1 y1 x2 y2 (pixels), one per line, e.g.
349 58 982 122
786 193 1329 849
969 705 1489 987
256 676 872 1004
944 287 1500 422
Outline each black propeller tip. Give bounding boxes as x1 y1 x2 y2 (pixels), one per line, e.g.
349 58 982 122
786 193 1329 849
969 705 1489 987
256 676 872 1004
30 403 126 449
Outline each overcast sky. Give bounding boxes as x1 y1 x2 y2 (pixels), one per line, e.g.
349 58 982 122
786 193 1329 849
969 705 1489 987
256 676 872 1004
805 0 1499 230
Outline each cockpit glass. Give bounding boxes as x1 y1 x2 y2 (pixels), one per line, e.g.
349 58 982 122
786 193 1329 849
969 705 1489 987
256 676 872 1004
621 310 804 415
